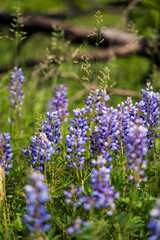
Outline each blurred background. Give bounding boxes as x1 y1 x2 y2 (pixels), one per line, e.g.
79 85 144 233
0 0 160 130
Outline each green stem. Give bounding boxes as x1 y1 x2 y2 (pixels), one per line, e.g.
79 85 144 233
76 168 80 182
129 185 137 214
154 152 159 188
115 222 122 240
2 171 8 238
44 152 47 184
89 202 94 220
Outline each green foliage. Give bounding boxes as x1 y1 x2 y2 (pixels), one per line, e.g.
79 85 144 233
88 10 104 47
0 2 160 239
51 26 70 56
98 66 116 90
80 56 92 83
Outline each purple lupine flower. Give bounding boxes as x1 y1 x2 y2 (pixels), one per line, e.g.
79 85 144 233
85 89 110 120
137 83 160 149
8 67 25 117
90 156 119 213
48 85 69 122
80 156 119 215
30 132 55 171
64 156 118 214
23 171 51 235
42 112 62 146
63 183 83 207
126 120 148 186
66 218 90 234
90 106 120 162
85 89 120 164
0 133 13 174
148 198 160 240
124 97 138 122
24 112 62 171
117 97 138 150
65 108 89 168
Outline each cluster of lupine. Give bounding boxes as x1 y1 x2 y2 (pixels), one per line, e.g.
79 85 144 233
23 171 51 235
8 67 25 117
24 112 62 171
48 85 69 122
126 119 148 186
137 82 160 149
64 156 119 218
148 198 160 240
65 83 159 182
0 133 13 174
66 218 90 234
3 79 160 239
80 156 119 214
65 108 89 168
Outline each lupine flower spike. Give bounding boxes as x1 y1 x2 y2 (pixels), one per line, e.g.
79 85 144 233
23 112 62 171
137 82 160 149
48 85 69 122
83 156 119 215
66 108 89 168
126 120 148 186
23 171 51 238
117 97 138 149
8 67 25 117
64 156 119 216
0 133 13 174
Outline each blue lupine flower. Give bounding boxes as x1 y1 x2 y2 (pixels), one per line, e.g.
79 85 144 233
48 85 69 122
42 111 62 146
117 97 138 150
137 83 160 149
24 112 62 171
65 156 119 215
86 156 119 214
85 89 110 121
8 67 25 117
126 119 148 186
90 106 120 162
0 133 13 174
65 108 89 168
67 218 90 234
85 89 120 164
23 171 51 234
63 183 83 207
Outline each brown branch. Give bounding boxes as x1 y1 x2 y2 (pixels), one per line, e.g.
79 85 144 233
0 39 151 74
31 68 142 99
83 82 141 98
0 11 139 47
76 40 148 61
70 79 141 103
37 71 141 100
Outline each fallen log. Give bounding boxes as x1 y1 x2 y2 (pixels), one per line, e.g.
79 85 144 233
0 39 151 74
0 11 139 47
70 79 141 102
